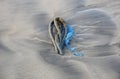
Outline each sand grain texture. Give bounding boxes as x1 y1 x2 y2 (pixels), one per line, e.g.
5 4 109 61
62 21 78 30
0 0 120 79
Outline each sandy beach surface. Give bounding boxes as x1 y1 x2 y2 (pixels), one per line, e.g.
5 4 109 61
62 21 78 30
0 0 120 79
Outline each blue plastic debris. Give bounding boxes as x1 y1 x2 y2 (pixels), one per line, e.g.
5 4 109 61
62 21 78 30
64 25 84 56
73 51 84 56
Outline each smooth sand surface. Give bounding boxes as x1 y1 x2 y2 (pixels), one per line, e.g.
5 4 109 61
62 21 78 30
0 0 120 79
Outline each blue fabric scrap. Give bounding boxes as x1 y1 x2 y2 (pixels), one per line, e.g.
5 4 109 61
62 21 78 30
64 25 84 56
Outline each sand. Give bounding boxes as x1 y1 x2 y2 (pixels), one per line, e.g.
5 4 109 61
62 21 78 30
0 0 120 79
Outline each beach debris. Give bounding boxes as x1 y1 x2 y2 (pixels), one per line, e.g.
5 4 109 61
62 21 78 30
49 17 84 56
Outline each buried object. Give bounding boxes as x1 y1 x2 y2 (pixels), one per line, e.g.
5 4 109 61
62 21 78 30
48 17 84 56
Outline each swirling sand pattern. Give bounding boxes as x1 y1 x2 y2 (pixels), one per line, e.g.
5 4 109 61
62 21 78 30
0 0 120 79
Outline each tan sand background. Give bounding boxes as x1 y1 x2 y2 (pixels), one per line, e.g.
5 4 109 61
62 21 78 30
0 0 120 79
